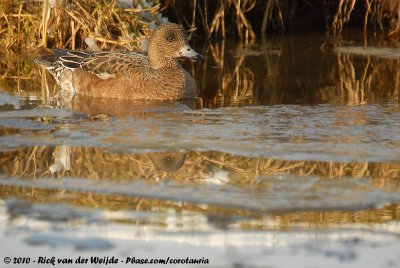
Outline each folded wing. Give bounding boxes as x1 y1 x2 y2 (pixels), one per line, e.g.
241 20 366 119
37 49 147 79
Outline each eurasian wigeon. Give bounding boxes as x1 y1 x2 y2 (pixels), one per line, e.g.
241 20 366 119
35 23 203 100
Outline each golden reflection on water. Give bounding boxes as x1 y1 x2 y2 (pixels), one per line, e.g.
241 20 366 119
1 184 399 230
1 146 400 184
193 36 400 106
1 35 400 231
0 146 399 230
1 34 400 107
319 53 400 105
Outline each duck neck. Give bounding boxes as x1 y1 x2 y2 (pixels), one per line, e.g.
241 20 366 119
149 57 179 70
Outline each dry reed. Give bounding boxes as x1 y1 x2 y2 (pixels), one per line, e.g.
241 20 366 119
3 1 400 51
168 0 400 42
0 0 161 50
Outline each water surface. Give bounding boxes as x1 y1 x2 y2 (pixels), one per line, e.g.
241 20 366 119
0 31 400 267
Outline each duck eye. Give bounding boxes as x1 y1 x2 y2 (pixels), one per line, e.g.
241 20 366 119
166 35 175 42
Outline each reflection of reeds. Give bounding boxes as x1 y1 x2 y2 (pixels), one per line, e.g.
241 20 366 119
1 147 399 187
0 50 59 103
1 183 399 228
1 183 400 229
196 41 255 107
3 41 400 107
336 53 369 105
0 51 43 98
257 39 284 105
4 42 400 107
0 146 399 229
319 52 400 105
242 203 400 230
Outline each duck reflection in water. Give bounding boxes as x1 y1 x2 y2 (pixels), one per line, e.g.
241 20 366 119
148 151 187 173
50 146 187 175
49 90 200 118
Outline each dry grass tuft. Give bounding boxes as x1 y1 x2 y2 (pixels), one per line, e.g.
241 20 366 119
3 1 400 50
166 0 259 43
169 0 400 41
331 0 400 37
0 0 161 50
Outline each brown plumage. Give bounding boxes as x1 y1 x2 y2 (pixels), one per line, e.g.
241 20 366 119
35 23 203 101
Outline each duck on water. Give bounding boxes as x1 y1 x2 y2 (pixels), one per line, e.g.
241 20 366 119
35 23 203 101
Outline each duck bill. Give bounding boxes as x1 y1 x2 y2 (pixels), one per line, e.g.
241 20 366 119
176 44 204 61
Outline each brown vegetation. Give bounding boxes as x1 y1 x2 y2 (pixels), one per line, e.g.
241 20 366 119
0 0 160 50
2 1 400 50
169 0 400 41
